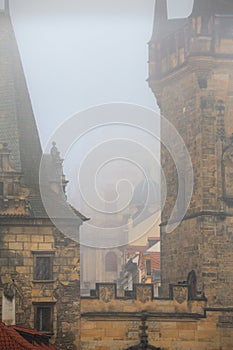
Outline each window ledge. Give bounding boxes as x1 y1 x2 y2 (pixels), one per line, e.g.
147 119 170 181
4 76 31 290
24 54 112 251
32 280 55 284
36 331 54 336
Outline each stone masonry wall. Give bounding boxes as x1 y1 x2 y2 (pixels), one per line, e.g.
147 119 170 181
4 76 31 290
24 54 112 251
81 283 233 350
149 20 233 306
0 218 80 350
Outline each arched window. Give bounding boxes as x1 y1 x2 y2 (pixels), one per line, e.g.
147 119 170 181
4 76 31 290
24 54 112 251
187 270 197 300
105 252 117 272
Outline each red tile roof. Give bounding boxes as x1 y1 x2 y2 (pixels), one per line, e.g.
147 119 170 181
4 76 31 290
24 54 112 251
0 322 57 350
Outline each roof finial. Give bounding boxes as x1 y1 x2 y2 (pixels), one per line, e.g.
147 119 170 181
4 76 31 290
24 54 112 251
151 0 168 41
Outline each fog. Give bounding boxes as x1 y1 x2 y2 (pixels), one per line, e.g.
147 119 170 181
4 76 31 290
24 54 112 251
9 0 193 146
7 0 194 246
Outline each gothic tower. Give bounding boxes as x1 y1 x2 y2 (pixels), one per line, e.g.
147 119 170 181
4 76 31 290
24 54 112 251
148 0 233 306
0 2 86 348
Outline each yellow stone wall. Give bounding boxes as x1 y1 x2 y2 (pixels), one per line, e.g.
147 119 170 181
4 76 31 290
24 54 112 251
80 283 233 350
0 218 80 350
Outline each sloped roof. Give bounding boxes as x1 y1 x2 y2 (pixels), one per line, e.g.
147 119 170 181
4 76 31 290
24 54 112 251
151 0 233 43
0 9 86 222
0 10 45 218
191 0 233 17
0 322 57 350
0 12 42 190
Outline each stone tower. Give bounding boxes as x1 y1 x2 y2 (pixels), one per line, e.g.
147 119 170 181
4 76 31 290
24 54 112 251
148 0 233 306
0 2 86 348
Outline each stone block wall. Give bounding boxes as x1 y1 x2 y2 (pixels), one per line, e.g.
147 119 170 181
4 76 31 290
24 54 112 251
80 283 233 350
149 14 233 307
0 218 80 350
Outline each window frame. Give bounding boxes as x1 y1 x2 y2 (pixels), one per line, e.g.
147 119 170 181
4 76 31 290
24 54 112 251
0 182 3 196
32 250 55 283
33 302 55 334
145 259 152 276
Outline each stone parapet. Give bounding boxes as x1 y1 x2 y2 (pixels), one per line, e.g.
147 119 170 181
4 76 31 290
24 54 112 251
81 283 233 350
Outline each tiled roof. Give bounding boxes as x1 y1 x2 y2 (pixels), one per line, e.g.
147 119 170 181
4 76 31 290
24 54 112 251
0 322 57 350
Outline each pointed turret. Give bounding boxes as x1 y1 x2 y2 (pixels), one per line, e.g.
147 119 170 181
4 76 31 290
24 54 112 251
0 5 42 188
0 4 46 216
151 0 168 41
0 5 87 221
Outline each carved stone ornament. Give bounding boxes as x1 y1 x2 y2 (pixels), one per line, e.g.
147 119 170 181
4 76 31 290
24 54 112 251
99 284 115 303
173 286 188 304
135 285 153 304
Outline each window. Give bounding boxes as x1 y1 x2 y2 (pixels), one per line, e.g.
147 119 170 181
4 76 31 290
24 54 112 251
105 252 117 272
8 183 14 196
153 269 161 281
32 251 55 281
34 303 54 333
146 260 151 276
35 256 52 280
0 182 3 196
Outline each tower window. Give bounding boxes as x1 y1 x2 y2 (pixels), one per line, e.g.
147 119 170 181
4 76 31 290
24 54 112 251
34 303 54 333
8 183 14 196
105 252 117 272
0 182 3 196
146 260 151 276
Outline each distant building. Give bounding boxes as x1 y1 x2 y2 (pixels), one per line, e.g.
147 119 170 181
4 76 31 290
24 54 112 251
120 236 160 296
81 177 160 295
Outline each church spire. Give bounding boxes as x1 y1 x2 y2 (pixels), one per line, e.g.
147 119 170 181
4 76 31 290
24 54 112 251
0 0 45 216
151 0 168 41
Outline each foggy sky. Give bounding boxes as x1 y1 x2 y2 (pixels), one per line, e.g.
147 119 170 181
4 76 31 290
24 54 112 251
9 0 193 146
4 0 194 219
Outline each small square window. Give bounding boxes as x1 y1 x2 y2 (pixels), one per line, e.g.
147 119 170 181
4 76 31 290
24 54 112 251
32 251 55 281
34 304 54 333
35 256 52 280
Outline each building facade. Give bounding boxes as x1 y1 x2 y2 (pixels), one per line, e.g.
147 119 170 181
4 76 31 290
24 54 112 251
0 3 86 349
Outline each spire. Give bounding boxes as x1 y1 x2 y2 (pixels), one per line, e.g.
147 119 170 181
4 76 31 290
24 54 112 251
0 2 46 217
151 0 168 41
